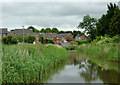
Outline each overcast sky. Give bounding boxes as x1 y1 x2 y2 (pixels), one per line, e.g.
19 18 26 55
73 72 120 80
1 0 119 31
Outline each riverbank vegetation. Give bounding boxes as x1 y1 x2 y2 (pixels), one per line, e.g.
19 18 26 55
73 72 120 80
2 44 68 83
76 35 119 62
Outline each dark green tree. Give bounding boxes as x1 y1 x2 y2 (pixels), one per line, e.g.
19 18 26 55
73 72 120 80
109 6 120 37
51 28 59 33
27 26 40 33
58 30 65 34
78 15 97 41
45 28 51 33
96 3 117 36
40 28 45 33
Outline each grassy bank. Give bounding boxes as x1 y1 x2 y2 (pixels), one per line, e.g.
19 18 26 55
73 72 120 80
77 51 119 72
76 43 119 62
1 44 69 83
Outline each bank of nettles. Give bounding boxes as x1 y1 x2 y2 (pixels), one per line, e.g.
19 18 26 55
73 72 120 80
76 35 119 62
1 44 69 83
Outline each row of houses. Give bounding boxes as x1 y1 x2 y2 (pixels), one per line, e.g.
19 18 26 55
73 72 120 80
0 28 87 45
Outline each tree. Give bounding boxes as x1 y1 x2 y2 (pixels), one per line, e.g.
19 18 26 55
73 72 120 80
78 15 97 41
96 3 117 36
58 31 65 34
45 28 51 33
40 28 45 33
51 28 59 33
27 26 40 33
109 6 120 37
72 30 84 38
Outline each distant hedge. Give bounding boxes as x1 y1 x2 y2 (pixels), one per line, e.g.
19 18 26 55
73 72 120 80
73 40 88 45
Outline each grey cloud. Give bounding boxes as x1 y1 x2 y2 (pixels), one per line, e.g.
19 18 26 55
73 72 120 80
2 2 115 30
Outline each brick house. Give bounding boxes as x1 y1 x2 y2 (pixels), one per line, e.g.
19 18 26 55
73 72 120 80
40 33 73 45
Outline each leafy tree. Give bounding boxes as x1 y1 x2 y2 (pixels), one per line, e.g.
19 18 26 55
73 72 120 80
96 3 117 36
51 28 59 33
72 30 84 38
45 28 51 33
40 28 45 33
27 26 40 33
78 15 97 41
109 6 120 37
58 31 65 34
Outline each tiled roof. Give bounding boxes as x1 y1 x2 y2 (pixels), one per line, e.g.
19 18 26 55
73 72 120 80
42 33 54 38
52 33 69 38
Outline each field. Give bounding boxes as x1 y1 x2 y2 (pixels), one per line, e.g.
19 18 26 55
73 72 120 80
1 43 69 83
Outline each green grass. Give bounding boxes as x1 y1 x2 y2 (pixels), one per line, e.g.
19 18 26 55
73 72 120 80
76 43 119 61
0 41 2 84
1 44 69 83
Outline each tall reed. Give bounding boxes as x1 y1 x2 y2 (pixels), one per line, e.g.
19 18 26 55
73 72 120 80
2 44 69 83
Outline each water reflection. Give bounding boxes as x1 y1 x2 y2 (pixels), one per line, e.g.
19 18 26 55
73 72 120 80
69 51 120 83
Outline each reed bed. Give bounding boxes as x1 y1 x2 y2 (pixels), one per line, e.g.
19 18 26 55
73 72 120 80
76 43 119 61
2 44 69 83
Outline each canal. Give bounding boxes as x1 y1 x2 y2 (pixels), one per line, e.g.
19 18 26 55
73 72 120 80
40 51 120 84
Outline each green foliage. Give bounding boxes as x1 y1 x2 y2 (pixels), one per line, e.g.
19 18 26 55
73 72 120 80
92 35 119 44
51 28 59 33
2 35 18 45
2 44 68 83
72 30 84 38
73 40 88 45
45 28 51 33
27 26 40 33
24 35 36 43
43 38 54 44
39 34 44 43
76 43 119 61
109 7 120 37
17 34 24 42
40 28 45 33
64 46 76 50
96 3 117 37
78 14 97 41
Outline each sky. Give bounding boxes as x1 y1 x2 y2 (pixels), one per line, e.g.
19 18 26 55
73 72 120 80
0 0 119 31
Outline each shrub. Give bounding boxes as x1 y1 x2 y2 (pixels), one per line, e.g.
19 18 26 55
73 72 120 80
24 35 36 43
73 40 88 45
43 38 54 44
2 35 18 45
17 34 24 42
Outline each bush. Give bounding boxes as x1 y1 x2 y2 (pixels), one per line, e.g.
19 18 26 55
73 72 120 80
17 34 24 42
43 38 54 44
64 46 76 50
24 35 36 43
2 35 18 45
73 40 88 45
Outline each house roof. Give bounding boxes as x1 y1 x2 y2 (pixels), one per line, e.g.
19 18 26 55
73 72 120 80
42 33 54 38
52 33 70 38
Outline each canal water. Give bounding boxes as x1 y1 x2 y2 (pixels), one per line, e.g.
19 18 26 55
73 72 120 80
42 51 120 83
